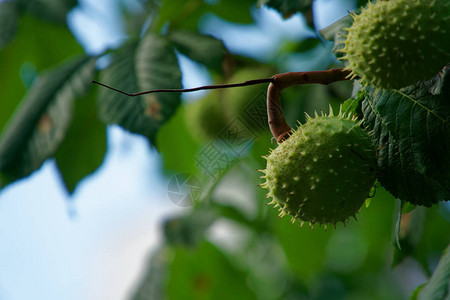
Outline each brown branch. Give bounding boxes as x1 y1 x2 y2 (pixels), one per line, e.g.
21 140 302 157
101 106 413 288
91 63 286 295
92 68 353 145
267 68 352 143
91 78 274 96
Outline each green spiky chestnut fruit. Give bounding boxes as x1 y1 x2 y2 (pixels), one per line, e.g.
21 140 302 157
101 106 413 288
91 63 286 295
341 0 450 89
261 108 377 228
223 68 273 134
184 91 229 141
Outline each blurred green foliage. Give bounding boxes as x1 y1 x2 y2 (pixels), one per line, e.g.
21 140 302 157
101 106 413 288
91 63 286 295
0 0 448 299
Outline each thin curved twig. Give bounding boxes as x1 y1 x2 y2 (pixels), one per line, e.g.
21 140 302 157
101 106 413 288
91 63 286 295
92 69 353 144
91 78 274 96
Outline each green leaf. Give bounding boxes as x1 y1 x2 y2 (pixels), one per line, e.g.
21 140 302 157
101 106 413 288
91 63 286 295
272 213 332 279
168 30 226 72
97 34 182 144
402 202 417 214
54 87 107 194
154 0 205 31
132 246 169 300
430 65 450 96
0 56 96 187
295 37 321 53
211 202 256 229
361 79 450 206
166 241 258 300
0 1 19 49
163 210 215 247
259 0 313 19
278 38 321 56
209 0 255 24
393 205 450 275
392 207 428 269
155 0 254 31
319 14 354 61
412 245 450 300
0 15 84 134
393 199 402 250
156 105 200 176
357 0 370 8
341 95 363 118
17 0 78 24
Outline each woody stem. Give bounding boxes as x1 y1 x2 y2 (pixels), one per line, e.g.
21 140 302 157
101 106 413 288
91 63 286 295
267 68 352 143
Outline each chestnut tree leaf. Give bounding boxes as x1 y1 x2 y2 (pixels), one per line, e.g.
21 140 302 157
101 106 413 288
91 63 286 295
166 241 257 299
97 33 182 144
168 30 226 72
0 1 19 49
155 0 253 31
0 15 84 134
17 0 78 24
131 246 169 300
361 74 450 206
54 87 107 194
411 245 450 300
0 56 97 187
156 105 200 176
259 0 313 19
209 0 254 24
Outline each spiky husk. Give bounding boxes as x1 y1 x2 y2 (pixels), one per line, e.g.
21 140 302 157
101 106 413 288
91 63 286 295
340 0 450 89
260 107 377 228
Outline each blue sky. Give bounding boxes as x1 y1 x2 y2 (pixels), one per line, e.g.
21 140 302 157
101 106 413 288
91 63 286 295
0 1 355 299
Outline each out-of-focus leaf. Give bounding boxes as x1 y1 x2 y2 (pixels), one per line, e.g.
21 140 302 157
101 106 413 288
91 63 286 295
345 187 397 271
0 15 83 133
393 204 450 274
271 211 332 280
156 105 200 176
393 199 402 250
392 207 427 269
163 210 215 247
0 1 19 49
412 245 450 300
155 0 206 31
155 0 254 31
357 0 369 8
319 14 353 41
167 240 258 300
361 77 450 206
0 56 96 187
168 30 226 72
212 202 256 229
209 0 254 24
391 200 417 252
422 206 450 252
132 246 169 300
54 87 106 194
258 0 312 19
278 38 321 58
429 65 450 96
17 0 78 24
402 202 417 214
295 37 321 53
97 34 182 144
